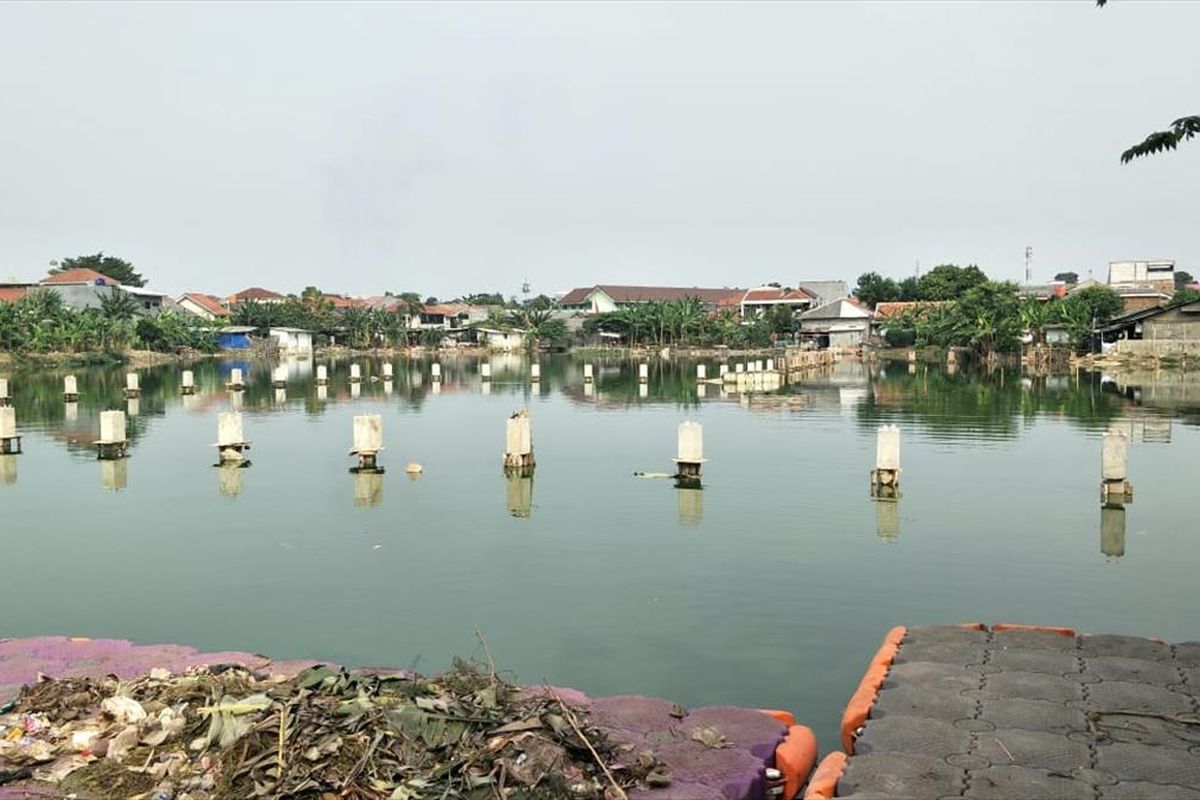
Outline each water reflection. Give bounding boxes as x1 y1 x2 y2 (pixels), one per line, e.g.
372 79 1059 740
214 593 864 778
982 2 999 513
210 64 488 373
218 463 245 498
0 454 16 486
1101 506 1126 558
676 487 703 528
505 472 533 518
354 471 383 507
100 458 128 492
875 499 900 542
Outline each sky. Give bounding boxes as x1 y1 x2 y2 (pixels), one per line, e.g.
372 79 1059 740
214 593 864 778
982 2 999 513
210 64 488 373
1 1 1197 300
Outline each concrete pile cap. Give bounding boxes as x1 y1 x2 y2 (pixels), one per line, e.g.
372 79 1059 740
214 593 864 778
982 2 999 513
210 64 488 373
814 623 1200 799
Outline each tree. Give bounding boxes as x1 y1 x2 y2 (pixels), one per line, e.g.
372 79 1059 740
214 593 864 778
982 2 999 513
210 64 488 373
463 292 505 306
98 288 141 320
1171 287 1200 306
524 294 553 310
424 296 439 305
51 252 146 287
1054 272 1080 285
854 272 902 308
1175 271 1194 291
1096 1 1198 163
1056 285 1123 342
915 264 989 301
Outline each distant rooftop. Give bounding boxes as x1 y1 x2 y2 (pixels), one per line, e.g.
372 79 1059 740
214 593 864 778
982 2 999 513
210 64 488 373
41 267 119 286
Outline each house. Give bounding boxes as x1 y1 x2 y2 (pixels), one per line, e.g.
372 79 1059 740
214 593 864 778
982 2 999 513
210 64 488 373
228 287 286 305
1044 324 1073 346
795 280 848 307
798 298 873 349
267 327 313 356
1111 285 1172 315
1097 299 1200 355
1108 260 1175 295
477 328 527 351
38 269 165 314
217 326 257 350
177 293 230 321
557 285 742 314
1017 282 1068 301
724 286 815 320
870 301 948 337
0 284 35 304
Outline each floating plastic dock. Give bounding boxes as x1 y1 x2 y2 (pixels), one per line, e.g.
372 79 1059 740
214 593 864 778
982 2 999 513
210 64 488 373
808 623 1200 799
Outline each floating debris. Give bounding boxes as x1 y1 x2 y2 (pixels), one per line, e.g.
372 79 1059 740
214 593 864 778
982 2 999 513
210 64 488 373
0 659 667 799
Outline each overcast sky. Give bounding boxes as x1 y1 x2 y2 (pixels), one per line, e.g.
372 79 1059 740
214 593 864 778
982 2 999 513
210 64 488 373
1 1 1196 299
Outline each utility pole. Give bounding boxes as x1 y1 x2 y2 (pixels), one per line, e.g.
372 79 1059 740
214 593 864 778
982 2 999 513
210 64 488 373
1024 246 1033 285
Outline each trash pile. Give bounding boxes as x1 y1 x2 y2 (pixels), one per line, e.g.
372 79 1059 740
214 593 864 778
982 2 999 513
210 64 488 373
0 659 669 799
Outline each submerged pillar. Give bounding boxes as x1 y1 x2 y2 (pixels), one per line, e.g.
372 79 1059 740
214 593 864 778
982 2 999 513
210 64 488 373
349 363 363 383
316 364 329 386
696 364 707 381
481 362 492 382
503 409 534 474
432 362 442 382
382 363 394 381
63 375 79 402
272 365 288 389
350 414 383 472
1101 505 1126 558
1101 431 1133 506
506 471 533 518
0 377 9 406
531 363 541 382
124 372 141 399
215 411 251 464
95 410 129 459
226 368 245 391
639 363 649 384
0 406 21 455
583 363 594 383
672 420 707 485
181 370 196 395
719 364 729 378
870 424 901 498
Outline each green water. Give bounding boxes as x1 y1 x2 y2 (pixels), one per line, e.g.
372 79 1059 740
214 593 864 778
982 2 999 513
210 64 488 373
1 354 1198 749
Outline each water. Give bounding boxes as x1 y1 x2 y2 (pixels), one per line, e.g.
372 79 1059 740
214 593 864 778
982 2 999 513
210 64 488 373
1 355 1198 748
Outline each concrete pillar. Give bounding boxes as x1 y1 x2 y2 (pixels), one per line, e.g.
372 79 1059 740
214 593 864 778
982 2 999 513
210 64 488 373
65 400 78 422
227 368 244 390
316 365 328 385
1101 430 1133 504
639 383 648 399
97 410 128 459
639 363 649 383
126 397 140 417
351 414 383 472
673 420 706 480
583 363 594 383
719 364 729 377
216 411 250 463
432 381 442 395
350 364 362 383
481 362 492 381
766 358 774 372
530 363 541 382
382 363 394 380
755 360 763 372
350 382 361 399
181 370 195 395
0 406 20 455
697 383 707 399
871 424 901 496
907 349 917 363
316 384 328 402
272 365 288 388
584 382 594 398
125 373 140 398
0 377 8 404
735 363 745 374
432 362 442 382
384 380 394 396
696 364 707 381
503 409 534 472
64 375 79 400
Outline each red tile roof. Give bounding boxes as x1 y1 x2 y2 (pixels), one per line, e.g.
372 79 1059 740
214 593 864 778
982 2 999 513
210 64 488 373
180 292 229 317
324 294 364 309
229 287 285 302
873 301 947 318
41 267 119 286
0 286 30 303
740 286 814 304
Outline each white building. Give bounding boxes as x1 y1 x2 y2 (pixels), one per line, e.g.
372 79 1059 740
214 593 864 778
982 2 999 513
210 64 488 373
267 327 313 356
1108 260 1175 293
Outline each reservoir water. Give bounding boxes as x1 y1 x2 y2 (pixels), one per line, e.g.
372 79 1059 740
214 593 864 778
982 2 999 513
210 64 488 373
1 354 1197 748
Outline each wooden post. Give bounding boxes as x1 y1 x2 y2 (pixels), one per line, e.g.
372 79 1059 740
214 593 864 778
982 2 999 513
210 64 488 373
124 373 141 399
0 406 21 455
215 411 251 464
181 370 195 395
349 414 383 472
95 410 129 459
1101 431 1133 505
64 375 79 402
870 424 901 498
503 409 534 474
